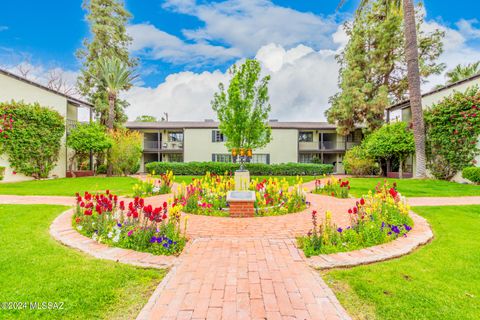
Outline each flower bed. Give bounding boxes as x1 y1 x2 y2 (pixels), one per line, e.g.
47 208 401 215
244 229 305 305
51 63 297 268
313 176 350 198
73 190 187 256
173 173 307 216
298 182 413 257
132 171 174 197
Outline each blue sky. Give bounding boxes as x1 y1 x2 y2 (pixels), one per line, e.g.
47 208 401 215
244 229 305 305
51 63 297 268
1 0 480 120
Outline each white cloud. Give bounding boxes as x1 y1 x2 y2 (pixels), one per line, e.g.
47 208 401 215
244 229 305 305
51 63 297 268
127 23 240 66
422 19 480 90
456 19 480 40
128 0 339 66
124 43 339 122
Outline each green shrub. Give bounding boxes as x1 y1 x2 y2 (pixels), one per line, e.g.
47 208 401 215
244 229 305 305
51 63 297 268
96 164 107 174
67 122 112 172
462 167 480 184
0 166 5 180
145 161 333 176
425 86 480 180
108 129 142 175
343 146 379 176
0 101 65 178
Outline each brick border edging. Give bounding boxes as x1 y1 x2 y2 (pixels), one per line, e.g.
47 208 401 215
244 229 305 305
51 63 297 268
306 211 434 270
49 208 177 269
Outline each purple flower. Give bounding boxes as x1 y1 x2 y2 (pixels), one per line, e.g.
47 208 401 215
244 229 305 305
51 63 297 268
381 222 386 229
337 227 343 233
117 223 122 227
156 237 163 243
150 236 157 243
163 243 169 248
391 225 400 234
404 224 412 231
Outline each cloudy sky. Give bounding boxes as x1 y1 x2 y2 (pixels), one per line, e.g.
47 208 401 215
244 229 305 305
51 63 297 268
1 0 480 121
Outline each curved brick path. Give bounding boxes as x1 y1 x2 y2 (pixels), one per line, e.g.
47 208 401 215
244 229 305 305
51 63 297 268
2 187 480 319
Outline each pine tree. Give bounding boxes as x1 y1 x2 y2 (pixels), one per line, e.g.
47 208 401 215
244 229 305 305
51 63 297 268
326 0 444 135
76 0 137 127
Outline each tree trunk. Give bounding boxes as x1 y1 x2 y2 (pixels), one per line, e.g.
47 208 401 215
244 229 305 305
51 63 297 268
106 93 115 177
403 0 427 178
399 158 403 179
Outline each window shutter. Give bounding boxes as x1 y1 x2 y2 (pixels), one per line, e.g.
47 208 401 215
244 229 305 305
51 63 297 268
211 154 215 162
266 154 270 165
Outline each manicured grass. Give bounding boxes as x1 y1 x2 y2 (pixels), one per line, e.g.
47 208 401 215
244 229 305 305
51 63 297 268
173 175 317 186
324 205 480 320
348 177 480 197
0 176 139 196
0 205 165 320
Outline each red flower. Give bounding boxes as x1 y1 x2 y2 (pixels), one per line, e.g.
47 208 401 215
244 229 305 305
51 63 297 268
389 187 398 199
163 201 168 208
353 207 358 214
331 192 335 197
348 208 353 214
360 198 365 205
84 209 92 216
12 171 16 175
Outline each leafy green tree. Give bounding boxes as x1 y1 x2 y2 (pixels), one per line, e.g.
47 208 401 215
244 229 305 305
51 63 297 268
66 122 112 173
90 57 136 176
424 86 480 180
363 121 415 178
212 59 272 152
135 115 158 122
0 101 64 179
327 0 444 136
108 129 142 176
446 61 480 84
76 0 137 127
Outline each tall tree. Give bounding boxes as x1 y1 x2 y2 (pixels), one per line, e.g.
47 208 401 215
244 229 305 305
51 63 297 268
76 0 137 128
327 0 444 135
91 57 136 175
211 59 272 152
402 0 428 178
446 61 480 84
334 0 441 178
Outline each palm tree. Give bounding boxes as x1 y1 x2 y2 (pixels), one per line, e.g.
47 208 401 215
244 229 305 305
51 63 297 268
446 61 480 84
338 0 428 178
92 57 136 175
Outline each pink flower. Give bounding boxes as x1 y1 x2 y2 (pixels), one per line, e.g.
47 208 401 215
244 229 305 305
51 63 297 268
128 230 133 237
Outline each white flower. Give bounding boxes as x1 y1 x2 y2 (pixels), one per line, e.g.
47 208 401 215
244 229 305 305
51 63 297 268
92 233 98 241
76 225 83 231
113 235 120 243
107 231 113 239
153 187 160 193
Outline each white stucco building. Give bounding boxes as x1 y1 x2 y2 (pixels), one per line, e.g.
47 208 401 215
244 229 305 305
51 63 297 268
0 68 93 182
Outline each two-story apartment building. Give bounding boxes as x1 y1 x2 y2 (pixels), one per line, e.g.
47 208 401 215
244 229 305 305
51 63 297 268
126 121 363 174
0 68 93 182
386 73 480 177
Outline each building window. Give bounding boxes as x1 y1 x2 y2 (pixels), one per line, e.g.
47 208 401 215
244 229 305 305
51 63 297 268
168 132 183 142
212 154 232 163
299 153 313 163
250 154 269 164
346 132 355 142
212 130 226 142
299 131 313 142
167 154 183 162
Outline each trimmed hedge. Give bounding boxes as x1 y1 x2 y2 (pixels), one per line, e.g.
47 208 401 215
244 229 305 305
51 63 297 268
462 167 480 184
145 161 334 176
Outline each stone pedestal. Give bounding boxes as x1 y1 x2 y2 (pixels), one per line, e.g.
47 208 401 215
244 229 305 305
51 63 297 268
227 191 256 218
234 170 250 191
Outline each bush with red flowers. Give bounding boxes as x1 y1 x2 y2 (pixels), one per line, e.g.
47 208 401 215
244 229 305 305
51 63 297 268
313 176 351 198
73 190 187 255
425 86 480 180
298 181 413 257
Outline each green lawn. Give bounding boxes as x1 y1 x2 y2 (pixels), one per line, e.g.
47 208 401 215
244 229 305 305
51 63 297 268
348 177 480 197
0 205 165 320
173 175 317 186
324 205 480 320
0 176 139 196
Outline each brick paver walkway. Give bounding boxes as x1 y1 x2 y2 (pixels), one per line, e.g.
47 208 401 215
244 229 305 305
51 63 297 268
2 185 479 320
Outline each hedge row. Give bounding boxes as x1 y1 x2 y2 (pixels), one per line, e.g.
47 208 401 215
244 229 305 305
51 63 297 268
462 167 480 184
145 161 334 176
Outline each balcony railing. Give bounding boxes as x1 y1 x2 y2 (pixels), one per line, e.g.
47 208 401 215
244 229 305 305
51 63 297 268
144 140 159 149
